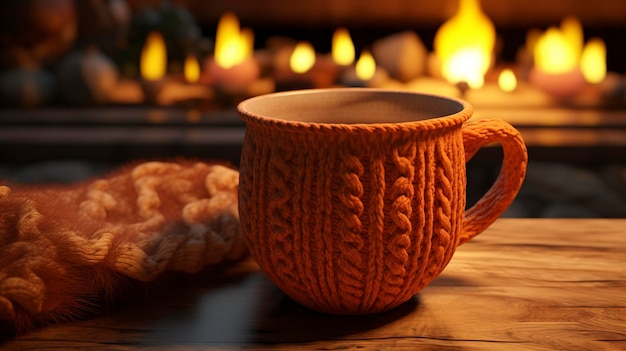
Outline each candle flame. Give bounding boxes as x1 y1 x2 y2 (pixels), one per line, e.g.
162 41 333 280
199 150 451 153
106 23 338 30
498 69 517 92
580 37 606 83
533 17 585 75
442 48 486 89
140 31 167 81
560 16 584 60
184 55 201 83
534 27 577 74
239 27 255 59
214 12 254 69
289 42 316 74
434 0 495 89
356 50 376 81
332 28 355 66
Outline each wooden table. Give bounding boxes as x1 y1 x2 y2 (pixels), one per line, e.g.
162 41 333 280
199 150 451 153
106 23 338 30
2 218 625 350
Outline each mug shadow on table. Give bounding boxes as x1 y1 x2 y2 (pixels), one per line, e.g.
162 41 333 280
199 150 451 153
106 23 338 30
1 261 456 347
248 281 421 345
90 262 426 347
138 267 422 346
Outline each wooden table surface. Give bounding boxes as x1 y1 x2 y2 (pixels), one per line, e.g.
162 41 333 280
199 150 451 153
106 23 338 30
2 218 625 350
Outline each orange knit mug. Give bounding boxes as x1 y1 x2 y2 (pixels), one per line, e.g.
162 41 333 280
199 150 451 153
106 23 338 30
237 88 527 314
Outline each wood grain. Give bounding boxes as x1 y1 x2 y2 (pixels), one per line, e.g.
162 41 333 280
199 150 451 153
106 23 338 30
1 218 625 350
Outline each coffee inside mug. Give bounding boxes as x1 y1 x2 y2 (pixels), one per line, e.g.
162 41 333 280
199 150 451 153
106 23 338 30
240 89 465 124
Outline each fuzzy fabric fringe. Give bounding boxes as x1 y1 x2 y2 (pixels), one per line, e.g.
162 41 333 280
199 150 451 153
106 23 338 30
0 160 247 333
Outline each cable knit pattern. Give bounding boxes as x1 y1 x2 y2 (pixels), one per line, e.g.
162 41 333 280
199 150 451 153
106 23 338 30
335 147 365 309
420 138 457 290
361 150 386 311
378 142 415 310
266 134 313 301
237 89 528 314
1 161 246 332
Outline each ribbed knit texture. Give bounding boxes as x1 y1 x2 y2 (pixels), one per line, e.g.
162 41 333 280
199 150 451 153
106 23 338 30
238 95 527 314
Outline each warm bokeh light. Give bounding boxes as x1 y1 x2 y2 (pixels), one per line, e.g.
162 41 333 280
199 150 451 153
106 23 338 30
441 48 486 89
289 42 316 74
580 37 607 84
434 0 495 89
214 12 253 69
560 16 584 61
332 28 355 66
239 28 255 59
534 27 578 74
498 69 517 92
140 31 167 81
355 50 376 81
184 55 201 83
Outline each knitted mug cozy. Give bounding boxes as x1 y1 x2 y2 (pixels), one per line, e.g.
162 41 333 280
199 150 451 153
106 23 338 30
237 89 527 314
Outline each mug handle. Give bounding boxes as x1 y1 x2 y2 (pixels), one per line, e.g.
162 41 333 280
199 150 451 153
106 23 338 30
458 119 528 245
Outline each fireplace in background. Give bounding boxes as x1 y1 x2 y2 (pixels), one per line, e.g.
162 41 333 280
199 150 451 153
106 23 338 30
190 0 626 70
1 0 626 217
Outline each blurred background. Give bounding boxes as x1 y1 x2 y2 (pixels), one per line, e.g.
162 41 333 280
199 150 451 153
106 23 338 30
1 0 625 217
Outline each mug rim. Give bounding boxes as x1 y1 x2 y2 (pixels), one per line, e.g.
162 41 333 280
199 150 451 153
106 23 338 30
237 88 473 131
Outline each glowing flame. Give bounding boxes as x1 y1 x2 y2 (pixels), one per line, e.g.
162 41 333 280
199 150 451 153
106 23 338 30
560 16 584 60
140 31 167 80
356 50 376 81
239 28 255 59
289 42 316 74
442 48 486 89
533 17 585 75
498 69 517 92
332 28 355 66
184 55 201 83
580 38 606 83
214 12 254 69
434 0 495 89
534 27 577 74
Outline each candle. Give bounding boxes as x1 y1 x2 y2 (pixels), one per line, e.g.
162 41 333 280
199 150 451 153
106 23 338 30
580 37 607 84
139 31 168 104
274 43 338 91
205 12 260 96
331 28 355 67
338 50 389 88
183 54 201 83
206 57 260 95
156 54 213 106
329 27 356 82
498 68 517 93
528 18 587 99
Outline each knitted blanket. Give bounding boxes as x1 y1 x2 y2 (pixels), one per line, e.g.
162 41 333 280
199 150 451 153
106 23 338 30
0 160 247 333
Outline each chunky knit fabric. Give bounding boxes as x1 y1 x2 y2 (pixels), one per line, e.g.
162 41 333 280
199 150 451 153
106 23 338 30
0 161 246 332
237 89 527 314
